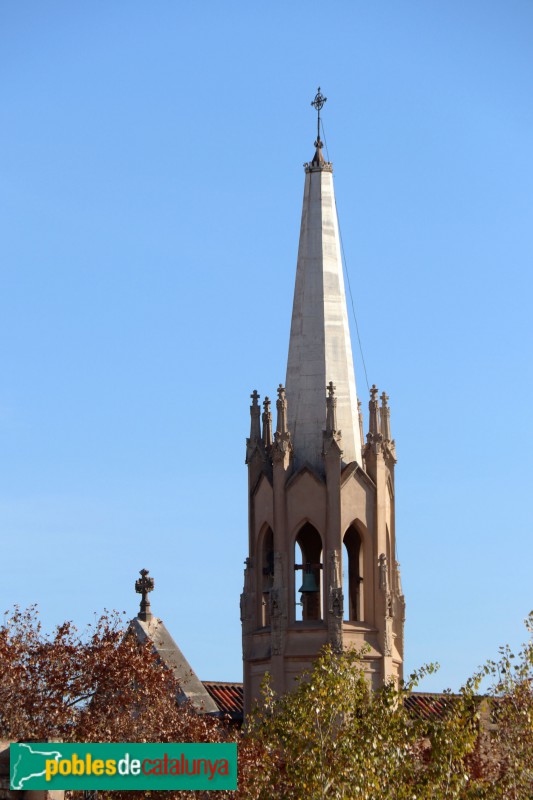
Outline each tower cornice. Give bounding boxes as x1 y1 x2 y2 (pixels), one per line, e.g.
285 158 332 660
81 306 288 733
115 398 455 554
304 153 333 173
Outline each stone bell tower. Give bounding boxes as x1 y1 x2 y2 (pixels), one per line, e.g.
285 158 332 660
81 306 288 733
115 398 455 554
241 90 405 716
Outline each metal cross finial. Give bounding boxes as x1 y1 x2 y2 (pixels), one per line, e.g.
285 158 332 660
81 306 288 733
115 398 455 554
311 87 327 143
135 568 154 621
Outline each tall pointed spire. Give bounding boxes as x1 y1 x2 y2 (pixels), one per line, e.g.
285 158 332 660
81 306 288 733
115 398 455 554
285 90 363 470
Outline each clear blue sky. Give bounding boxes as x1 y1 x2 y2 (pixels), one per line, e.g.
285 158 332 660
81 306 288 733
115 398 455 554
1 1 532 692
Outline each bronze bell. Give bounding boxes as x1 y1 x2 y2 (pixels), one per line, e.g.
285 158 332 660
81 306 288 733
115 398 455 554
299 567 319 594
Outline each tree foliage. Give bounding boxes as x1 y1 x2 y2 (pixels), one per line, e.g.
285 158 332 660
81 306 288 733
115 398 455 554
0 606 215 745
474 611 533 799
1 606 531 799
0 606 265 799
246 648 481 799
245 615 533 800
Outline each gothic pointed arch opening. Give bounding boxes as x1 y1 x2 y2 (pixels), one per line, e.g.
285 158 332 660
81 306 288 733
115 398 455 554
343 524 364 621
294 522 323 622
260 526 274 627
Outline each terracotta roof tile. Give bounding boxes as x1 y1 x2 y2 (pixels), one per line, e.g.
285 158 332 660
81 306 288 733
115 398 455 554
201 684 460 724
405 692 458 720
203 682 244 720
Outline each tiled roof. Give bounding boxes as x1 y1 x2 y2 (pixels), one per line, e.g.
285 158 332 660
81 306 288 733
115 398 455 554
405 692 458 720
203 682 244 720
201 683 459 723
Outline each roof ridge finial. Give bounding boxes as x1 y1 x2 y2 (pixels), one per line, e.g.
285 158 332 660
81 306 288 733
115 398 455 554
135 568 154 622
311 86 327 149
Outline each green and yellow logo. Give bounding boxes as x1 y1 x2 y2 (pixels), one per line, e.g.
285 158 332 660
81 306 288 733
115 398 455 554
10 742 237 791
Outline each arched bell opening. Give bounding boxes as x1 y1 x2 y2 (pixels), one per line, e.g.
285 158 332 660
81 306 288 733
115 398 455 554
294 523 323 622
343 525 363 621
261 527 274 627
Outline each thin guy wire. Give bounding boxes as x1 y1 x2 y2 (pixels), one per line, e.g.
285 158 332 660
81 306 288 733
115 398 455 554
320 118 331 162
337 211 371 393
321 120 371 393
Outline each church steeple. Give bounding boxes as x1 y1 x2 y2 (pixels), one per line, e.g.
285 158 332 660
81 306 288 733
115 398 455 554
286 89 362 470
242 94 404 716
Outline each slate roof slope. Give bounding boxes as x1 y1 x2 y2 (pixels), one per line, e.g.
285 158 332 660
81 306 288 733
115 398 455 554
131 616 219 715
